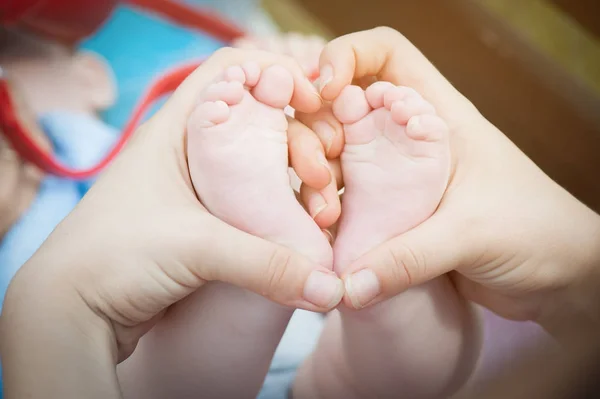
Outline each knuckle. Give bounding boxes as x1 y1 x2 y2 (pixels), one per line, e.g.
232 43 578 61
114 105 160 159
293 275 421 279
264 247 293 300
387 246 410 288
387 243 425 289
373 26 401 38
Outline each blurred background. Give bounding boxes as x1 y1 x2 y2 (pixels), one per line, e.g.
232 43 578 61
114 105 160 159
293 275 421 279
83 0 600 213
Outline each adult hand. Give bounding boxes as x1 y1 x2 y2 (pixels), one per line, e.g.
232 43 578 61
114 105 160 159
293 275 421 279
0 48 344 399
317 27 600 333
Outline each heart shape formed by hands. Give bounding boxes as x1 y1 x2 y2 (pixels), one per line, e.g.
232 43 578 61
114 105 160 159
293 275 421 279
187 57 450 283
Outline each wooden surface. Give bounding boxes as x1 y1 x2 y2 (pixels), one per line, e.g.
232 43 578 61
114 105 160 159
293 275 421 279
480 0 600 96
551 0 600 38
292 0 600 212
262 0 332 37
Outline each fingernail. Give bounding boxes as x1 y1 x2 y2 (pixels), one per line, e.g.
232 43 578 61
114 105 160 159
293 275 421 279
312 77 321 90
308 192 327 219
408 114 440 131
313 121 334 155
307 76 322 98
322 229 334 244
196 120 215 128
317 151 334 184
407 115 421 131
344 269 381 309
318 64 333 94
309 78 324 104
304 271 345 309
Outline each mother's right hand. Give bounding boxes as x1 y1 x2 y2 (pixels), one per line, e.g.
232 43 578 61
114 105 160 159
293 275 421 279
319 27 600 334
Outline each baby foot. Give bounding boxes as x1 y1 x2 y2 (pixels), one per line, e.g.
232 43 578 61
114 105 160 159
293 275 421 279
294 84 473 399
187 63 332 268
333 82 450 273
120 64 334 399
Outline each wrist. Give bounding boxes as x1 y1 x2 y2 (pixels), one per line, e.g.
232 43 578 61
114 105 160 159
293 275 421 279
1 261 120 398
538 268 600 342
537 211 600 341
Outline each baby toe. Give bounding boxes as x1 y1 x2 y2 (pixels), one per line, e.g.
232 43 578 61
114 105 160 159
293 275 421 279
242 62 261 86
406 114 449 142
390 97 436 125
383 86 421 109
188 100 230 129
252 64 294 109
205 81 245 105
224 65 246 84
365 82 396 109
332 85 371 124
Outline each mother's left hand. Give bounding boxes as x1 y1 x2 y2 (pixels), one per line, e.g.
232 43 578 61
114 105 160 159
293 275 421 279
0 48 344 399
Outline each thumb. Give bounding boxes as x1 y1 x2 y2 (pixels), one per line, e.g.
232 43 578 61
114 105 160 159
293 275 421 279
317 27 475 127
184 214 344 313
339 211 475 309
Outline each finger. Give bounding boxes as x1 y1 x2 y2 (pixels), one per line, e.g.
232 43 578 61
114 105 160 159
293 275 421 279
287 116 331 190
317 27 474 123
339 210 477 310
189 214 344 312
326 210 340 242
161 48 322 127
295 103 346 159
306 35 327 77
300 175 341 229
329 157 343 189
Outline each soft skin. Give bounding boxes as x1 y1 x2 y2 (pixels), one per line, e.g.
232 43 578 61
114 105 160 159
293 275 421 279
306 27 600 333
0 48 344 399
292 27 600 399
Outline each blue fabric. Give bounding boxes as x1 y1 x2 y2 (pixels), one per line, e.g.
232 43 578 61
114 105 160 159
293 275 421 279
259 310 324 399
0 112 118 397
80 4 223 130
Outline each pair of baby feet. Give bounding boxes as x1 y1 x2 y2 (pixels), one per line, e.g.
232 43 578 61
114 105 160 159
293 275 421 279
187 62 450 303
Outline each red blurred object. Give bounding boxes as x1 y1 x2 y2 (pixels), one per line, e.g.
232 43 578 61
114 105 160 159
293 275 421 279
128 0 245 43
0 0 120 45
0 63 200 178
0 0 245 45
0 0 251 179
